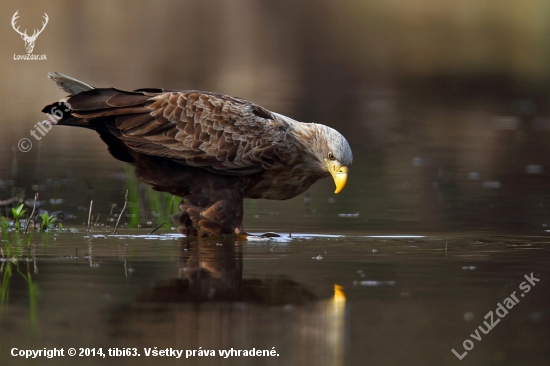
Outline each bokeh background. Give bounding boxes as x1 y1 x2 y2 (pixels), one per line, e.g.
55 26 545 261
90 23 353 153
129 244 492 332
2 0 550 234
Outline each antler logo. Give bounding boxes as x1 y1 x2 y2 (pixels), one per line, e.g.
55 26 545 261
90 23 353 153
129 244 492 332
11 10 49 54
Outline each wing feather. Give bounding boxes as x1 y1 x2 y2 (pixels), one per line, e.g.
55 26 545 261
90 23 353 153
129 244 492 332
67 89 296 175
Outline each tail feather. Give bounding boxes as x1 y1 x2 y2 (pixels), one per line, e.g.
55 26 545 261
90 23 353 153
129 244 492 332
47 72 94 95
42 72 145 164
41 101 85 127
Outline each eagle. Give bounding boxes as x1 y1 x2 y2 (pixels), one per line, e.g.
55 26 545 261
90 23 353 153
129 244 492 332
42 72 353 237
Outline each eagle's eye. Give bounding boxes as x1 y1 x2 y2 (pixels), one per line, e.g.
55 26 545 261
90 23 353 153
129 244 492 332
328 152 336 161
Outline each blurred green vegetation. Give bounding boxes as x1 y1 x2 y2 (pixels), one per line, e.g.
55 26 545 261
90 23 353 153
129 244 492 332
1 218 37 324
123 165 177 229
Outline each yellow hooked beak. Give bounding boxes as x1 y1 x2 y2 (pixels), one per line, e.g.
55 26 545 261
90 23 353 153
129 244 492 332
325 159 348 194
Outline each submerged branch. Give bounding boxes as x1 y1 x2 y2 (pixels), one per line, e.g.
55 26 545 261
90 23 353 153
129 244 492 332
24 193 39 233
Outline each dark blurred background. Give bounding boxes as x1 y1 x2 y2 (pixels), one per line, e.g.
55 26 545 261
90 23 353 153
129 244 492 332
2 0 550 234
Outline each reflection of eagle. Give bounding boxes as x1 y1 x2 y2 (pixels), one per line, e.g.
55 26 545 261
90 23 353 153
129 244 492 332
137 238 318 304
42 73 353 236
112 238 347 365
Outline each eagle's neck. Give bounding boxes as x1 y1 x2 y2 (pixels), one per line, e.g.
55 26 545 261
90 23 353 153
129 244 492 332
288 121 327 172
244 116 330 200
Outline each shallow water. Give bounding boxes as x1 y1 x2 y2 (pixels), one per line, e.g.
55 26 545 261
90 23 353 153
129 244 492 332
1 231 548 366
2 93 550 365
2 87 550 365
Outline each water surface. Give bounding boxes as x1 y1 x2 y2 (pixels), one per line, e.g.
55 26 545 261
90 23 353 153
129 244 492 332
1 231 548 365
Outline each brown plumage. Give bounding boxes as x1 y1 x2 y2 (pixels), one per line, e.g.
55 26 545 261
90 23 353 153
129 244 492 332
42 72 353 236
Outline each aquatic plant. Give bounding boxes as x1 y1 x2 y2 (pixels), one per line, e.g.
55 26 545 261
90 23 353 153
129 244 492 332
17 262 38 325
1 231 37 325
0 216 9 238
1 216 10 258
124 165 140 228
11 204 26 233
124 165 178 229
1 260 12 305
148 188 178 227
40 212 57 232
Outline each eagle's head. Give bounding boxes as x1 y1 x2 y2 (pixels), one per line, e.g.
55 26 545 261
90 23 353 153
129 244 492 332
315 124 353 193
292 122 353 194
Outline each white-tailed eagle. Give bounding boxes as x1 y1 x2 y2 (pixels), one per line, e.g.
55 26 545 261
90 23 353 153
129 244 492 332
42 72 352 236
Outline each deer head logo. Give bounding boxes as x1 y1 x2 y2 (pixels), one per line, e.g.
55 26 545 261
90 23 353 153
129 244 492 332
11 11 49 54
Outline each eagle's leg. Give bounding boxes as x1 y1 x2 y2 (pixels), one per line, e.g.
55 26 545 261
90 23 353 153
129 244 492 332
132 156 245 237
173 175 245 237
